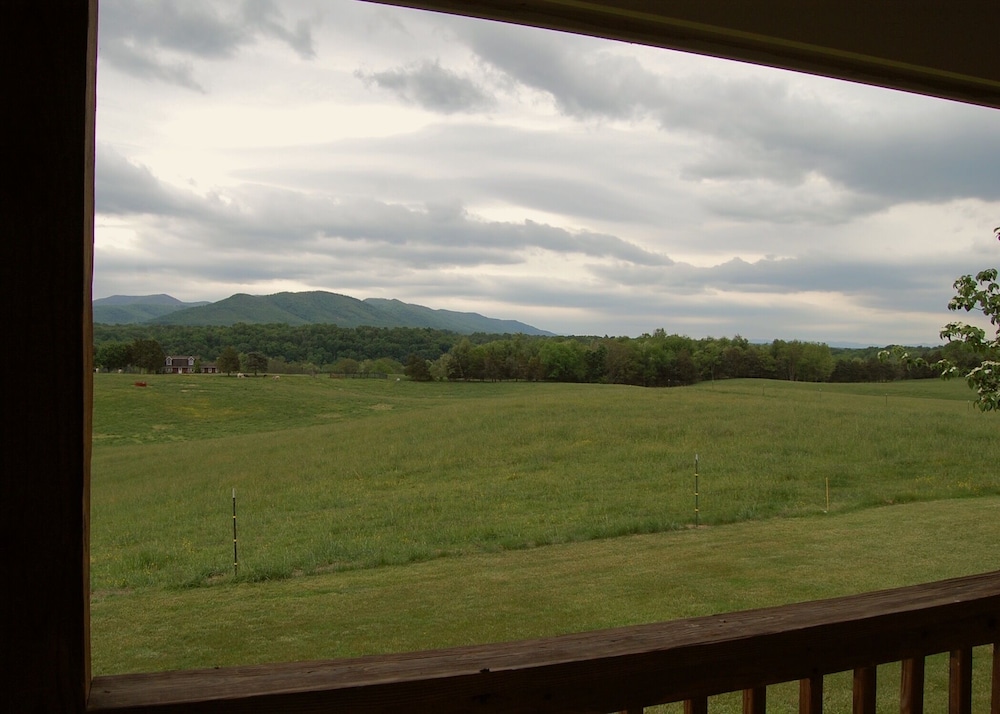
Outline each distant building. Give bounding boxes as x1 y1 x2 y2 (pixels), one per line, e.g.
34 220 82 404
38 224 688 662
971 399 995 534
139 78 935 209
164 355 195 373
164 355 217 374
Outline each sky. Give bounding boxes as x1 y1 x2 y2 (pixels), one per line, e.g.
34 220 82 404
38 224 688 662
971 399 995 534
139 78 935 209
94 0 1000 345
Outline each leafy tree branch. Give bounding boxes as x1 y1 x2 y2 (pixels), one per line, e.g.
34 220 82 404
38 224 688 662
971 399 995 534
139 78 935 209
936 227 1000 411
879 228 999 411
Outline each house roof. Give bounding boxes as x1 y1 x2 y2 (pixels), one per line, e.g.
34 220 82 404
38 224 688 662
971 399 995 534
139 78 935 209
365 1 1000 111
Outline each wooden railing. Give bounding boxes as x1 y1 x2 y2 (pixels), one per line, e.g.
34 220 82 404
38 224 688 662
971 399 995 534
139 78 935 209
88 570 1000 713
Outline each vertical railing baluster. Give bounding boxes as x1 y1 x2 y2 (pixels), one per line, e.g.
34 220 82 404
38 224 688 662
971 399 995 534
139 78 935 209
800 674 823 713
992 641 1000 714
685 696 708 714
853 666 877 714
949 648 973 714
901 657 925 714
743 686 766 713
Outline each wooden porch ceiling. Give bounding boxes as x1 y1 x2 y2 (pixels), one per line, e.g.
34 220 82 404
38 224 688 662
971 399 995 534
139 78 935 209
362 0 1000 111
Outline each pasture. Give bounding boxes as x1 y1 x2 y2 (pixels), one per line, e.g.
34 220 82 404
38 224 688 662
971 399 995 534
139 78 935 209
90 373 1000 709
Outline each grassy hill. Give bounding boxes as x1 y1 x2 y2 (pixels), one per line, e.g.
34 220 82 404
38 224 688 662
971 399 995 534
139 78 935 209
89 375 999 708
90 376 998 587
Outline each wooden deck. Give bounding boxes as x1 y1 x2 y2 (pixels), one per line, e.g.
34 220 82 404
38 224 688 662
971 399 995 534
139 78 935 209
89 570 1000 713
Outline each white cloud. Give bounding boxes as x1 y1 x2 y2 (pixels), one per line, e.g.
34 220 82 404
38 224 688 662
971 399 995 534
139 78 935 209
356 59 497 114
94 0 1000 344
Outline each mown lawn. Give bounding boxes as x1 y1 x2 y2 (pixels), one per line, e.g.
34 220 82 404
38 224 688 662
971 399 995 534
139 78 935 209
90 374 999 709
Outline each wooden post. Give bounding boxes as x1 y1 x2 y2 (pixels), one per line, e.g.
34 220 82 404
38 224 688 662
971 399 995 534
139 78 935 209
949 648 973 714
685 696 708 714
232 488 239 576
694 453 700 527
799 675 823 713
743 686 766 713
6 1 96 711
992 641 1000 714
853 666 877 714
900 657 925 714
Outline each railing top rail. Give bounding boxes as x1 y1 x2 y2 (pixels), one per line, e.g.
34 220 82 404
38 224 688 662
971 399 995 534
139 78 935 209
89 570 1000 713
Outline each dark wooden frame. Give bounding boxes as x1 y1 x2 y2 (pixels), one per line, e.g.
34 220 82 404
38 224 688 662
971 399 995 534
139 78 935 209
363 1 1000 111
5 1 96 711
4 1 999 711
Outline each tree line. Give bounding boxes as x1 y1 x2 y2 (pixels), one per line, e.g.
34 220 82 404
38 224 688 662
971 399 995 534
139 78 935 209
92 322 981 385
93 323 457 371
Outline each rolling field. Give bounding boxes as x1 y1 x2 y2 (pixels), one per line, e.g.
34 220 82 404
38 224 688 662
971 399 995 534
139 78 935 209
90 373 1000 709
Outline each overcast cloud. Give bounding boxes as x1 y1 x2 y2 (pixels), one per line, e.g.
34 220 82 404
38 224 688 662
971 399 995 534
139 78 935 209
94 0 1000 345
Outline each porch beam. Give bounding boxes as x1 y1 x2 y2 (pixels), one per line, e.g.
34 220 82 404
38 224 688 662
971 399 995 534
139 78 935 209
361 0 1000 111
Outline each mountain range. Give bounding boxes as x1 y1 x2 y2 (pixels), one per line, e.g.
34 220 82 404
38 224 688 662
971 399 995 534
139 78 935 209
92 292 554 336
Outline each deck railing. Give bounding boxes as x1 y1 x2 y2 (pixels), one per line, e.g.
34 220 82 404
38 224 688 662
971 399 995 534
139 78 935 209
89 570 1000 713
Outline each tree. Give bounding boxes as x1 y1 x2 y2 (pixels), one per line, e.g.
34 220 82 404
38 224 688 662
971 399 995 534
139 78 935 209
332 357 359 375
538 340 585 382
245 351 268 376
880 228 999 411
796 342 835 382
429 354 452 381
371 357 404 375
96 341 131 372
603 338 641 385
130 338 165 374
447 338 484 380
937 228 1000 411
404 353 433 381
217 346 240 375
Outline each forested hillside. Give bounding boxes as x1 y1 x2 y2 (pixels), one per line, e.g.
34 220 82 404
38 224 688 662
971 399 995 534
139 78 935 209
120 290 554 335
92 294 210 324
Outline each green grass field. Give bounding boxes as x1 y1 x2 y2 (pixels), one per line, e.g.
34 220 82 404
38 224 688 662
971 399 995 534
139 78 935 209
90 374 999 710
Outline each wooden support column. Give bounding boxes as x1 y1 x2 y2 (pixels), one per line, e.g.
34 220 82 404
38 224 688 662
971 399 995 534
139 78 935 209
799 675 823 714
900 657 925 714
853 666 877 714
685 697 709 714
3 0 96 712
992 642 1000 714
949 648 973 714
743 686 766 713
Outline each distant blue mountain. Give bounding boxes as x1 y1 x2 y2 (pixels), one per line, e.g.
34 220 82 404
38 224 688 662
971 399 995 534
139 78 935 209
93 291 554 336
92 294 211 324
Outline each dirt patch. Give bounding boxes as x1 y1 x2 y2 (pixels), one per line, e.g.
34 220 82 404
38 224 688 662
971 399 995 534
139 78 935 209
315 562 347 574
